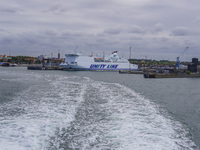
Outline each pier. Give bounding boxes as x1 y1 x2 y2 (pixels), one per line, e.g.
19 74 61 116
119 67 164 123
27 65 43 70
27 65 62 70
144 73 200 78
119 70 143 74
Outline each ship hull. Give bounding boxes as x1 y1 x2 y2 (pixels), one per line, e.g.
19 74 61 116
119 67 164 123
60 52 138 71
60 62 138 71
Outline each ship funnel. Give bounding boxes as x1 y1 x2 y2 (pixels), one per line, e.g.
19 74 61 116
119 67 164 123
112 51 118 54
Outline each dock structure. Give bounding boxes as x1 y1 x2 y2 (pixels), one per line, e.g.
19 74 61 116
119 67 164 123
27 65 43 70
144 73 200 78
119 70 143 74
27 65 62 70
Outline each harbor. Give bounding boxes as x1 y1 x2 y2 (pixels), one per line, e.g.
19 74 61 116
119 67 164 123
143 57 200 78
2 0 200 149
2 51 200 80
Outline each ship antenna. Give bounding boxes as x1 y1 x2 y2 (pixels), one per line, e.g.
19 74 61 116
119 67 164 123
129 46 132 71
74 46 79 53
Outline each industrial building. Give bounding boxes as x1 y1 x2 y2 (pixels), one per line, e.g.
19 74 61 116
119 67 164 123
188 58 200 73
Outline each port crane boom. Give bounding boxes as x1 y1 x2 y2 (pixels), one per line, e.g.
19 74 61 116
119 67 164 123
179 47 189 58
176 47 189 69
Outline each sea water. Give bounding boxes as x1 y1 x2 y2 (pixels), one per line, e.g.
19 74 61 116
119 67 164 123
0 67 199 150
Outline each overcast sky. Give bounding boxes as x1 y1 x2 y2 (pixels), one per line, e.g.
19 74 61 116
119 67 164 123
1 0 200 60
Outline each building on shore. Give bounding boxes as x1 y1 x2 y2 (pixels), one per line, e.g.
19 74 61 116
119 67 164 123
0 55 12 62
188 58 200 73
38 51 64 69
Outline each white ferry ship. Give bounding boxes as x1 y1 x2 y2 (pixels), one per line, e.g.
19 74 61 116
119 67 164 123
60 51 138 71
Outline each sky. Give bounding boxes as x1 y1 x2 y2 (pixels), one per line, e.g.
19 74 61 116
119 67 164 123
0 0 200 61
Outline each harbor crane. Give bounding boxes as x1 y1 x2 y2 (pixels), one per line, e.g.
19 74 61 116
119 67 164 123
176 47 189 69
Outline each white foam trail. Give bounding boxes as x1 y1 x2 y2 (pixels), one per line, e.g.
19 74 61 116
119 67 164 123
67 80 197 150
0 73 89 150
0 72 197 150
105 82 196 149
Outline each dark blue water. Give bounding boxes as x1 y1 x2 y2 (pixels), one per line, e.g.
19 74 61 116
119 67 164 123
0 67 199 150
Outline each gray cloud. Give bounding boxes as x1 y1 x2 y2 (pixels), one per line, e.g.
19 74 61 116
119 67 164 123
0 0 200 60
0 5 23 14
170 27 192 36
153 23 166 33
43 4 68 14
127 25 146 34
170 27 200 36
104 28 122 35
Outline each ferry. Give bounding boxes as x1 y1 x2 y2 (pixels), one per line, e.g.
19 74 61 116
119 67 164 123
60 51 138 71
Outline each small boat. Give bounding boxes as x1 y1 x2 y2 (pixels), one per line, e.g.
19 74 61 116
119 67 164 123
10 63 17 67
